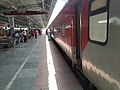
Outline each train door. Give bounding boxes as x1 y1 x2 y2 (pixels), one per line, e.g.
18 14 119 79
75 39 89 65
76 1 82 70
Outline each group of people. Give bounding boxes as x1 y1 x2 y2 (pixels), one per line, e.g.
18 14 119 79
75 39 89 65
14 29 41 45
31 29 38 39
14 29 28 44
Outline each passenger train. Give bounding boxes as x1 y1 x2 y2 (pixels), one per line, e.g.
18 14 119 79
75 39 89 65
49 0 120 90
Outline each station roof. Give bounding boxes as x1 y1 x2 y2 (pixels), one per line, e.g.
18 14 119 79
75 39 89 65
0 0 57 28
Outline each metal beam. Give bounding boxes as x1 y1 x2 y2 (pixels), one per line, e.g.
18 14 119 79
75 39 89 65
0 15 8 22
18 3 42 10
46 0 57 23
3 11 48 15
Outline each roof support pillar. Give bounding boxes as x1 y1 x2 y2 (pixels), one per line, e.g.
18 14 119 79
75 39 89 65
8 17 15 36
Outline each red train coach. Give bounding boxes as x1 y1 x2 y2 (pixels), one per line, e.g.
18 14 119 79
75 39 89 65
49 0 120 90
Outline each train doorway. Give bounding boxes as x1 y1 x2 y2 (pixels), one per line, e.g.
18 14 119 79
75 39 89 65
76 1 82 71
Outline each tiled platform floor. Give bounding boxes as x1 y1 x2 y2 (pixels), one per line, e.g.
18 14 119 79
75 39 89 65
0 35 83 90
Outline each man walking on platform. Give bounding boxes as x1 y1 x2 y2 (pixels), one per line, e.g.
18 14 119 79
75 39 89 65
47 29 51 41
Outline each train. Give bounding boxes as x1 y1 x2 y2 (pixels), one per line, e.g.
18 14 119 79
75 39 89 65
49 0 120 90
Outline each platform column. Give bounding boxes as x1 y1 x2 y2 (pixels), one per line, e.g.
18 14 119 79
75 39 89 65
9 17 15 36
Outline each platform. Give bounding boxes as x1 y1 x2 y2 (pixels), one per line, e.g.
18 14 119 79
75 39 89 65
0 35 83 90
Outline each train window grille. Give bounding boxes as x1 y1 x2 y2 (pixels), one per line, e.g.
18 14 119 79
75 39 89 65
57 25 61 35
54 26 59 36
89 0 109 45
62 23 66 37
60 24 62 35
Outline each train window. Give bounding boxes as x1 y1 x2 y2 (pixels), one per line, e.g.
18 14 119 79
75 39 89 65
58 25 61 35
89 0 109 44
62 23 66 37
91 0 108 12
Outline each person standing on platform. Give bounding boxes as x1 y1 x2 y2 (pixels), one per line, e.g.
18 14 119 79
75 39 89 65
31 29 34 38
45 29 48 35
47 29 51 41
23 30 27 43
34 29 37 39
15 31 19 44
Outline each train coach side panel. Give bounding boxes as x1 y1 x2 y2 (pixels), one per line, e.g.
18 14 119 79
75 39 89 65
82 0 120 90
52 2 77 63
